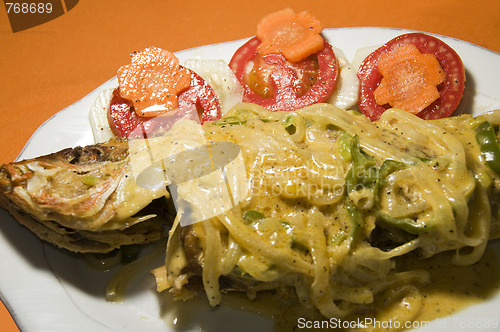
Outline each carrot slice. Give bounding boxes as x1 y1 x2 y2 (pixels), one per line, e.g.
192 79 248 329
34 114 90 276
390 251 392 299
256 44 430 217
373 43 445 114
117 47 191 117
256 8 324 63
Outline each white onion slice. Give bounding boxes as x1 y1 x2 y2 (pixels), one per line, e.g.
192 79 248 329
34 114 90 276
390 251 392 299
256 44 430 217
327 47 360 110
351 45 380 70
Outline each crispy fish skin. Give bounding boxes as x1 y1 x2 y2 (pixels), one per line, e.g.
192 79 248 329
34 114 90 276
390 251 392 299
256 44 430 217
0 139 172 253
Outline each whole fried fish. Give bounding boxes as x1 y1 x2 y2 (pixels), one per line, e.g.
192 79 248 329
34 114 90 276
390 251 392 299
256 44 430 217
0 138 173 253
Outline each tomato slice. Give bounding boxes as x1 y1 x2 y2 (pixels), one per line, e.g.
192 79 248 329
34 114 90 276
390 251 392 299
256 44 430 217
108 68 221 138
229 37 339 112
178 69 221 123
357 33 466 121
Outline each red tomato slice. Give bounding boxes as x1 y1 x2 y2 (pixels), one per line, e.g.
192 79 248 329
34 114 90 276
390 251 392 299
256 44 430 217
229 37 339 112
178 69 221 123
108 68 221 138
357 33 466 121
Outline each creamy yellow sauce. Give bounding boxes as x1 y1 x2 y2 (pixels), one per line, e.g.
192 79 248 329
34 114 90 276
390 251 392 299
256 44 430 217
158 240 500 331
400 246 500 321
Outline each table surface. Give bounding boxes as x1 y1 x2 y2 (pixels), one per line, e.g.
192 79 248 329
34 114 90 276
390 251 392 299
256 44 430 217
1 0 499 330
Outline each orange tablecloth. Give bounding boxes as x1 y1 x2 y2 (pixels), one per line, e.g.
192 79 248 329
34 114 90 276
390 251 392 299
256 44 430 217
1 0 499 330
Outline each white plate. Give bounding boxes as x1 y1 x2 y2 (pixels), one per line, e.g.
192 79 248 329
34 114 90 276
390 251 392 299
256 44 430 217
2 27 500 332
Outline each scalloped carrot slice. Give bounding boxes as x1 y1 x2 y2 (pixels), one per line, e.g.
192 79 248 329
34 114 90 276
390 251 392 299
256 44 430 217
374 43 445 114
117 47 191 117
256 8 324 63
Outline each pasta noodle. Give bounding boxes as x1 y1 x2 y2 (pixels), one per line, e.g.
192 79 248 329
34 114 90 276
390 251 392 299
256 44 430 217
149 102 500 324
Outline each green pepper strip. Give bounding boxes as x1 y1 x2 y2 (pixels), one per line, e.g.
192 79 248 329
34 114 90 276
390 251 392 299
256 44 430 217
344 135 378 244
344 134 432 236
376 212 431 234
213 117 248 126
337 132 353 162
345 199 362 244
242 210 265 223
475 121 500 174
345 135 378 192
212 108 276 126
